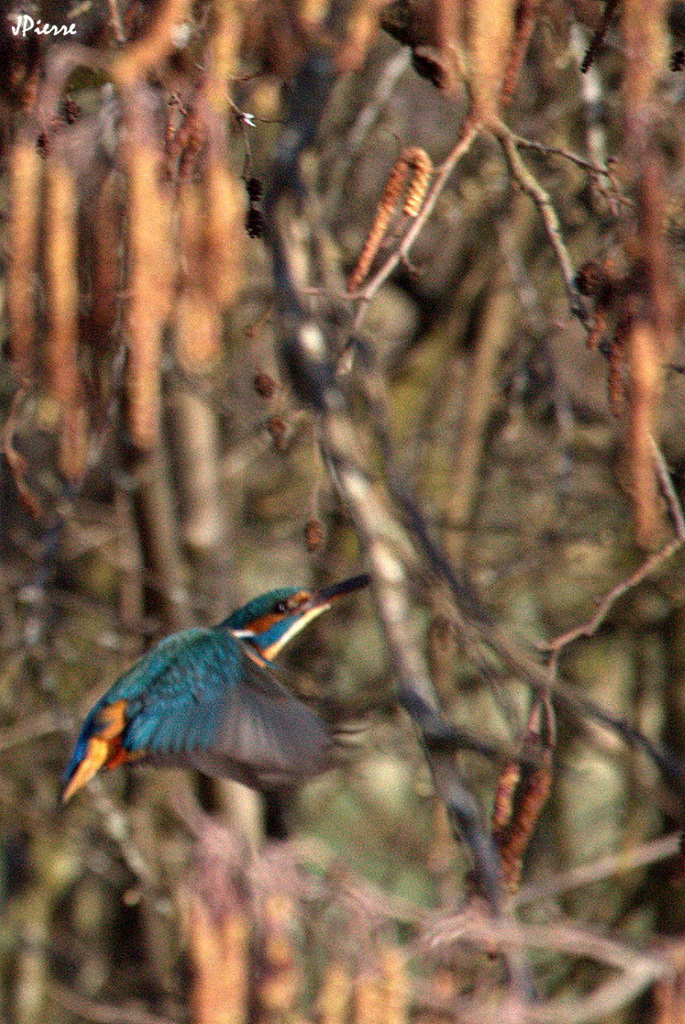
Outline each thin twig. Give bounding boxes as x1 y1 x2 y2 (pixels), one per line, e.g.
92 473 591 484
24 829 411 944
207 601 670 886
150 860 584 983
106 0 127 45
0 709 69 753
48 981 180 1024
513 831 682 908
546 535 683 653
652 434 685 536
496 126 591 328
436 601 685 798
546 435 685 654
507 131 613 180
420 912 667 1024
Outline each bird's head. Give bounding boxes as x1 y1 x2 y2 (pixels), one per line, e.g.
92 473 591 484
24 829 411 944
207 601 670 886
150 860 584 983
225 573 370 661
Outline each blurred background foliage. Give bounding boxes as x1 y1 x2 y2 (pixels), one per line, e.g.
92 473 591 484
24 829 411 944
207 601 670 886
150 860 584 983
2 0 685 1021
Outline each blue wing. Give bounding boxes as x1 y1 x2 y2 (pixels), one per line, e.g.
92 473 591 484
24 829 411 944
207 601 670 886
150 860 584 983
117 628 243 756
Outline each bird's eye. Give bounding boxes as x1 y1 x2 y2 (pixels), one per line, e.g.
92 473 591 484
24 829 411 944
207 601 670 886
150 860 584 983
275 601 288 615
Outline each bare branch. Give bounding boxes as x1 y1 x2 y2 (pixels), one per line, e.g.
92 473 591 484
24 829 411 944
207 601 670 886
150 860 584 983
48 981 180 1024
0 709 68 753
546 436 685 654
496 126 590 328
421 912 667 1024
513 831 682 908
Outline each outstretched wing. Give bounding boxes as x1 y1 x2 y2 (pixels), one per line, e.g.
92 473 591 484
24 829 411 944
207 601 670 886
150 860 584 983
139 636 332 789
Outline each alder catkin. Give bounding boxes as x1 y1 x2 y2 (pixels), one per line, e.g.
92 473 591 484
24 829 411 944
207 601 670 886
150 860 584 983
189 897 251 1024
7 137 41 380
318 962 353 1024
353 972 385 1024
402 148 433 217
256 893 302 1021
123 96 174 449
205 157 245 309
381 947 410 1024
347 157 409 292
176 182 223 372
204 0 245 310
45 155 87 482
348 146 433 291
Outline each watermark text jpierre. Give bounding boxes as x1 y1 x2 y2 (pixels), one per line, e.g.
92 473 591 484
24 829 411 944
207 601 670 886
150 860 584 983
11 13 76 37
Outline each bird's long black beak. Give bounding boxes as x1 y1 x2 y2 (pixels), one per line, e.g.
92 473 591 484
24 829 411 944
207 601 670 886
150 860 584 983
304 573 371 611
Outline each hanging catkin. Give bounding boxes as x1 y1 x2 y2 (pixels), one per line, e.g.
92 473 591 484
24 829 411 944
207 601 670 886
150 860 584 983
45 153 87 482
7 135 41 381
122 90 175 449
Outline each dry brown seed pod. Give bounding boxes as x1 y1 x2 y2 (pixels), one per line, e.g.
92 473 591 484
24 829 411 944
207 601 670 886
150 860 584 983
304 518 324 551
267 414 288 452
575 259 606 297
45 155 86 482
254 371 277 399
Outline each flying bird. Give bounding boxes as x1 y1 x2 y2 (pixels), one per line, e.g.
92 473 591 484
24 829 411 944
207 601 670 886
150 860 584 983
63 574 370 802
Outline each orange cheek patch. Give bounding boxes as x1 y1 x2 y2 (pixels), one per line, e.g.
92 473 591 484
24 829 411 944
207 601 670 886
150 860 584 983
246 592 311 638
244 611 281 635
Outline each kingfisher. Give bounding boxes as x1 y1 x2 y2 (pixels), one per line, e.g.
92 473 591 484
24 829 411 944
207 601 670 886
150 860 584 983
62 574 370 802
